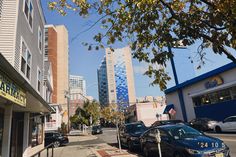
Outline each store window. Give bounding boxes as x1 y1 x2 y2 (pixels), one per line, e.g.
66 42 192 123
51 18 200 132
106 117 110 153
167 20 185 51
0 108 4 157
232 87 236 99
29 115 43 147
193 86 236 107
218 89 231 102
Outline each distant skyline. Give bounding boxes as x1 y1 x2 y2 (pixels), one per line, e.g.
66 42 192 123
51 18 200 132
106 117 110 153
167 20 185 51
41 1 232 100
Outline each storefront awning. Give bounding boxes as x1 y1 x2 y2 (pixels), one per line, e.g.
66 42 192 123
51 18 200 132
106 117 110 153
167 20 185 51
189 80 236 97
0 53 53 113
163 104 174 114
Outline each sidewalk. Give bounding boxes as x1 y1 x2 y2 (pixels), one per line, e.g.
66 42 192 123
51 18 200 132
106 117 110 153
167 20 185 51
68 135 141 157
72 134 140 157
47 134 141 157
91 143 141 157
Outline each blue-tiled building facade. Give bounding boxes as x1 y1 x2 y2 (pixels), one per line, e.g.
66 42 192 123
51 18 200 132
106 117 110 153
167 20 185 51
114 51 129 110
97 47 136 110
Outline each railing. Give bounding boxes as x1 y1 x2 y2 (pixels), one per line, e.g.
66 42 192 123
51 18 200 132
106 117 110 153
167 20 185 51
30 143 54 157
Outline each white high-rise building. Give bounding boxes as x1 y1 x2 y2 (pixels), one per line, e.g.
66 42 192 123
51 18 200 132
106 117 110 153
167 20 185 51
69 75 86 100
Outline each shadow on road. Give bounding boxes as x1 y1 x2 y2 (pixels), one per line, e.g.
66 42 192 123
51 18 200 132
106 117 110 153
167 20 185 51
68 138 105 147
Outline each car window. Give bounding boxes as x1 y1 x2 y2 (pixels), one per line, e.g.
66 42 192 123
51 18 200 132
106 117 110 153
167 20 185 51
54 133 61 137
126 124 146 134
45 133 52 137
160 130 168 137
152 121 160 126
168 125 202 140
224 117 233 122
232 117 236 122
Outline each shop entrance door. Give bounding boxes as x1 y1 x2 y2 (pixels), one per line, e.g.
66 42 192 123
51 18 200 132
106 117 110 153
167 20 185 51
10 112 24 157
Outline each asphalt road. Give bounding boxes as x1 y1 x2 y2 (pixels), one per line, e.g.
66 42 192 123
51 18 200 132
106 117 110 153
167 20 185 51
97 127 236 157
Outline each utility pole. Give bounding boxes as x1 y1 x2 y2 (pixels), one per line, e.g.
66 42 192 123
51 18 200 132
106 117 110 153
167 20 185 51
65 89 70 133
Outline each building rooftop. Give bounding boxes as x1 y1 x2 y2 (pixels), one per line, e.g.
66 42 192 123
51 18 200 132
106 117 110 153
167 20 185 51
165 62 236 94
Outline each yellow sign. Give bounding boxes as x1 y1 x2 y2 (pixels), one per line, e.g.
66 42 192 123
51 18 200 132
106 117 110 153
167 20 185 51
0 72 26 107
205 76 224 89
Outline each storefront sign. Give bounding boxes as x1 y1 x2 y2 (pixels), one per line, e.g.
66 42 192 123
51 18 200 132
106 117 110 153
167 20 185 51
0 72 26 107
205 76 224 89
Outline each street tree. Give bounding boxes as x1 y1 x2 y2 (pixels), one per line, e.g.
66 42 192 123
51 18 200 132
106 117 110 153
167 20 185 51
71 100 101 126
49 0 236 90
101 104 125 124
83 100 101 125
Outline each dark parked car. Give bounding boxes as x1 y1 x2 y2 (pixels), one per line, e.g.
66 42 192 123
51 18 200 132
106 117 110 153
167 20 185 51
92 125 103 135
45 132 69 147
151 120 185 127
140 124 230 157
118 121 147 151
189 118 218 131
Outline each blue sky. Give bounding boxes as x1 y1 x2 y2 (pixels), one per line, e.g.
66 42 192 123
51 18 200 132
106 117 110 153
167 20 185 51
41 1 232 100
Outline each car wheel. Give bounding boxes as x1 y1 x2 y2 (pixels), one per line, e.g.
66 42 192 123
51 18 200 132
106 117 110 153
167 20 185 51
174 152 184 157
53 141 60 148
215 126 222 133
143 145 149 157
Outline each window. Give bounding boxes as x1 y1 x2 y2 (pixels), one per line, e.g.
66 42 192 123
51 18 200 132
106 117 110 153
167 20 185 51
21 40 31 80
231 87 236 99
23 0 33 29
218 89 231 102
193 86 236 107
29 115 43 147
224 117 234 123
38 27 42 52
37 68 41 92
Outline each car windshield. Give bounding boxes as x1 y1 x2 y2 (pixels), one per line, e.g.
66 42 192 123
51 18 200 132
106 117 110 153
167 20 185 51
126 124 146 134
168 125 202 140
92 126 100 129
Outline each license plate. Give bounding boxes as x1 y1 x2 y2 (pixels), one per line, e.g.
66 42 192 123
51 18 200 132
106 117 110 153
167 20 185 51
215 153 223 157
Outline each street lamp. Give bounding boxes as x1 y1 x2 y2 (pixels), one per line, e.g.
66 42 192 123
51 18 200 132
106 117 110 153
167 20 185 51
167 43 188 122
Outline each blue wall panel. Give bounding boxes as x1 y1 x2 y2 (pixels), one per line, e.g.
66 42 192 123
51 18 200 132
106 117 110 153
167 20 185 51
194 100 236 121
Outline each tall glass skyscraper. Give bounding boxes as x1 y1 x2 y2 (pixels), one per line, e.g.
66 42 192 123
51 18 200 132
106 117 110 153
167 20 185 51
97 47 136 110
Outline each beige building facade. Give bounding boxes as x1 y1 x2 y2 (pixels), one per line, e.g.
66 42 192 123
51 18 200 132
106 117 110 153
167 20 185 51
55 25 69 124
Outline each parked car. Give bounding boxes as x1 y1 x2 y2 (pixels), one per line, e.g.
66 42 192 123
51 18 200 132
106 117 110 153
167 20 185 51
92 125 103 135
214 116 236 133
118 121 147 150
140 124 230 157
45 132 69 147
151 119 185 127
189 118 218 131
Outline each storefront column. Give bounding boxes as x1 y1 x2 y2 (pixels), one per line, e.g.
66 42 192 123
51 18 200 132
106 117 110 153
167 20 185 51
22 112 30 157
2 104 13 157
